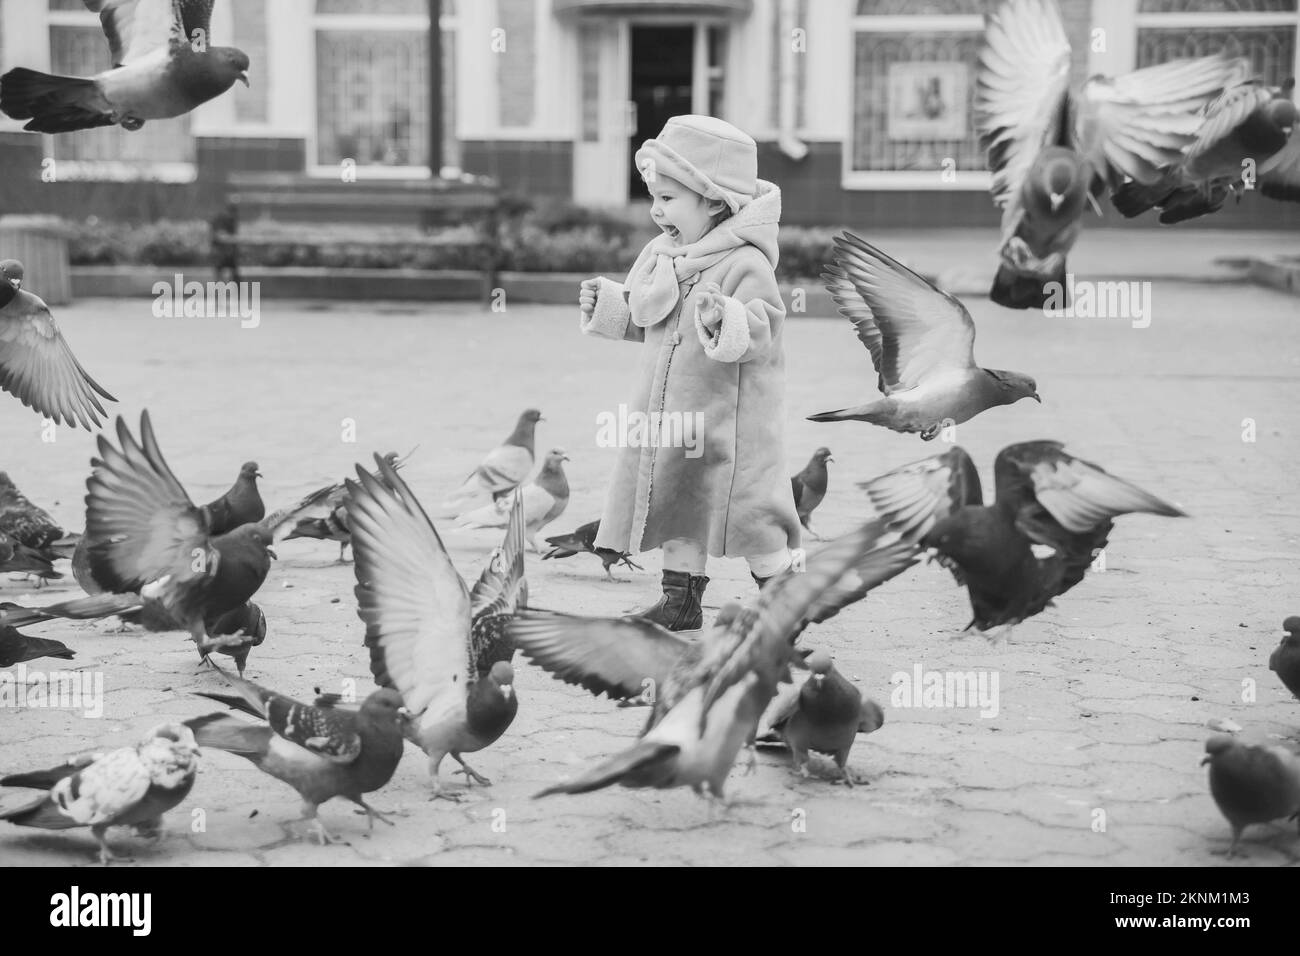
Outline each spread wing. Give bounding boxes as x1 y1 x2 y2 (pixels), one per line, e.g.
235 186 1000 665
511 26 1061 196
470 489 528 619
860 446 984 544
832 232 977 389
347 453 470 718
85 0 184 66
504 609 691 701
199 667 361 762
83 411 211 597
821 265 886 393
0 291 116 431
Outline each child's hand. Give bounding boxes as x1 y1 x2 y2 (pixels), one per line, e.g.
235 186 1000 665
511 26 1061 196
579 277 600 316
697 282 726 331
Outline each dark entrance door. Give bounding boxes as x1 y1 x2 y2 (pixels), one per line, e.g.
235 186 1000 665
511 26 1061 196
628 25 694 201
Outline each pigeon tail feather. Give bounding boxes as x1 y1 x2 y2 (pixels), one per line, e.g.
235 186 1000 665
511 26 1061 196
534 741 679 797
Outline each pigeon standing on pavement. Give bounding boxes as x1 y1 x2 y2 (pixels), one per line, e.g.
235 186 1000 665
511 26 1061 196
533 521 917 800
0 531 57 580
82 412 277 671
1202 735 1300 857
439 408 542 515
0 0 250 134
0 471 76 584
348 455 529 799
0 260 116 431
186 668 406 845
754 650 883 785
456 449 570 552
791 448 833 540
1269 616 1300 700
863 441 1186 636
975 0 1243 308
282 450 411 563
808 234 1039 440
542 520 642 580
0 625 74 666
0 723 199 864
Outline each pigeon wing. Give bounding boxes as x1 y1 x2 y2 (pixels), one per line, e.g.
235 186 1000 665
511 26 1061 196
47 746 151 826
85 0 182 66
833 232 977 389
347 453 471 719
821 265 886 393
0 291 116 431
470 489 528 619
860 445 983 544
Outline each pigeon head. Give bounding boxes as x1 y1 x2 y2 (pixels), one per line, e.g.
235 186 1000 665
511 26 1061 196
214 47 251 87
139 723 201 785
490 661 515 698
543 448 570 469
0 259 23 290
521 409 543 424
361 687 409 726
1285 616 1300 636
234 524 277 559
805 650 833 684
239 461 262 481
986 369 1040 406
1202 734 1236 766
1030 148 1086 216
1263 97 1298 136
814 447 833 464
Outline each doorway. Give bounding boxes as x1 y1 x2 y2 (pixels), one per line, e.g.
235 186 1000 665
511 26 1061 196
628 26 695 200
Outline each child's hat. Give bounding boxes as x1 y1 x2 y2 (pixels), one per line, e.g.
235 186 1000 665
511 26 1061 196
634 115 757 213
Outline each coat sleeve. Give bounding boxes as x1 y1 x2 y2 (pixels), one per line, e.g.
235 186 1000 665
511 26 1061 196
693 249 785 364
579 276 645 342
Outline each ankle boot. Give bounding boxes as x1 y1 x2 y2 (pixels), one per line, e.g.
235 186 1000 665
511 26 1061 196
636 569 709 631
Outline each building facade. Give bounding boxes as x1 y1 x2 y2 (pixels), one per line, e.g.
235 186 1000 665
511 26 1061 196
1 0 1297 227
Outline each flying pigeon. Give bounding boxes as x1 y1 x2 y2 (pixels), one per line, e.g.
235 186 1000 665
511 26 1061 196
82 411 277 668
1112 77 1299 223
0 0 250 134
542 520 642 580
186 667 406 844
456 448 570 551
439 408 542 515
791 448 833 540
1269 616 1300 700
863 441 1186 636
0 260 116 430
282 450 412 563
533 521 917 800
975 0 1244 308
808 234 1039 440
348 454 529 799
754 650 883 785
1203 735 1300 857
0 723 199 864
1259 80 1300 202
0 625 74 666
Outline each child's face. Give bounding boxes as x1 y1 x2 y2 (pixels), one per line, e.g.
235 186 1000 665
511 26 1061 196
647 174 720 246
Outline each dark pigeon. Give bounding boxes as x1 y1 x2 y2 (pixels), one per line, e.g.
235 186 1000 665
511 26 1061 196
201 461 264 536
808 234 1039 440
186 668 406 845
1269 616 1300 700
0 0 249 134
0 260 115 430
863 441 1186 636
0 531 59 583
542 520 642 579
0 625 74 666
1203 735 1300 857
791 448 832 540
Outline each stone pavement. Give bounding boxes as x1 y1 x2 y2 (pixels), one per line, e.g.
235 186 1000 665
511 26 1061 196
0 285 1297 866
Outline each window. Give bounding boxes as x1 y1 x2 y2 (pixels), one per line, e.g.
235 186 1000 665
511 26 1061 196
1136 0 1298 82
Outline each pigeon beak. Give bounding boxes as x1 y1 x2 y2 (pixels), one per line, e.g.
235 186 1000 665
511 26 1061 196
237 72 249 87
6 278 18 290
255 471 263 479
1200 755 1211 767
1049 192 1064 212
1031 392 1041 403
501 684 514 699
266 547 278 560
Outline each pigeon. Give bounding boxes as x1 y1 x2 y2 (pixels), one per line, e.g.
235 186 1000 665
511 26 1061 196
791 448 833 539
863 441 1186 636
0 723 199 864
808 233 1039 440
1259 80 1300 202
754 650 883 785
533 520 917 800
1269 616 1300 701
975 0 1243 308
186 668 406 845
456 448 570 551
1202 735 1300 857
0 472 77 586
83 411 277 668
282 450 412 562
0 0 249 134
348 454 529 799
438 408 542 515
0 260 116 430
201 461 264 536
0 625 74 666
0 530 59 582
1112 77 1299 223
542 520 642 580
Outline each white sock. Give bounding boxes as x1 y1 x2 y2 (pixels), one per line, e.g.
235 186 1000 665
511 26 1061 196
746 547 792 578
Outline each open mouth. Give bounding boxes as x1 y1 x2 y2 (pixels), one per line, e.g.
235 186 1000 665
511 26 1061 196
659 223 681 242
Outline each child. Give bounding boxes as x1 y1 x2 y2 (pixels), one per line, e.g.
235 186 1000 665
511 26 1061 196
578 115 800 631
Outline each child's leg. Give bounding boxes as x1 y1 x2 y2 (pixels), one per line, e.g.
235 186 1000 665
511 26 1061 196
746 547 793 586
662 537 707 574
635 538 709 631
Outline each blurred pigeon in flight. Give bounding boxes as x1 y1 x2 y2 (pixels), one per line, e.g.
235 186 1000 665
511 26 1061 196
754 650 883 785
0 723 199 864
0 260 115 430
863 441 1186 636
1203 735 1300 857
281 450 412 563
1269 616 1300 701
0 0 249 134
543 520 642 580
348 456 529 799
439 408 541 515
456 448 570 551
0 625 74 666
975 0 1243 308
791 448 833 540
187 667 406 844
808 234 1039 440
